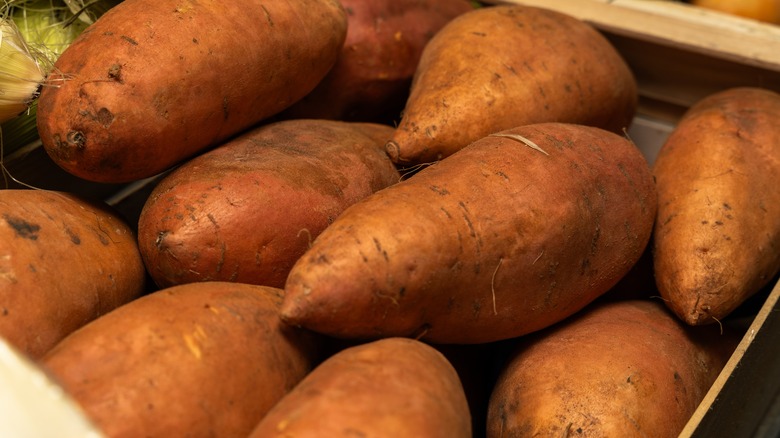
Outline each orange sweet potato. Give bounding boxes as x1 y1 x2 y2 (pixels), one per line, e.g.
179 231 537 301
385 4 637 165
41 281 322 438
486 299 739 437
36 0 347 183
0 189 145 359
278 0 474 123
281 122 656 344
653 87 780 325
247 337 472 438
136 119 401 289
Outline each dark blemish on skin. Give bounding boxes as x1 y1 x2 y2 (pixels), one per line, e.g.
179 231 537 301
107 64 122 82
398 287 405 298
702 220 709 225
1 308 7 316
120 35 138 45
222 97 229 120
447 296 456 311
3 215 40 240
96 108 114 127
429 185 449 195
723 203 732 210
714 221 724 226
373 238 388 262
192 38 198 44
313 253 329 264
471 31 487 37
154 231 169 251
261 5 273 26
66 131 86 149
65 227 81 245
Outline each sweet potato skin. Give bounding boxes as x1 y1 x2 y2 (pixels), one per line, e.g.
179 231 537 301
486 299 739 437
653 87 780 325
41 282 322 438
385 4 637 164
36 0 347 183
279 0 474 123
137 119 400 289
248 337 472 438
0 189 145 359
282 122 657 344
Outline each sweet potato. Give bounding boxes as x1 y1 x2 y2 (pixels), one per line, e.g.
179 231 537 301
136 119 401 289
486 299 739 437
0 189 145 359
281 122 657 344
41 281 322 438
277 0 474 123
247 337 472 438
653 87 780 325
36 0 347 183
385 4 637 165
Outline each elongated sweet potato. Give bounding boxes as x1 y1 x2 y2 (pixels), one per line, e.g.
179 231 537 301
486 299 739 437
0 189 145 359
36 0 347 183
278 0 474 123
137 119 401 289
247 337 471 438
653 87 780 325
41 281 322 438
385 4 637 165
281 122 656 344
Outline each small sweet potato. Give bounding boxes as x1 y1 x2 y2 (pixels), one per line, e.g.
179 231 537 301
486 299 739 437
385 4 637 165
247 337 472 438
278 0 474 123
653 87 780 325
282 122 656 344
137 119 401 289
36 0 347 183
0 189 145 359
41 281 322 438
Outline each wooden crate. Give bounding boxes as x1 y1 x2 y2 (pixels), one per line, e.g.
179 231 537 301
2 2 779 435
486 1 780 436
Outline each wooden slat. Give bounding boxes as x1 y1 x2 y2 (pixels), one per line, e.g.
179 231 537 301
681 278 780 437
484 0 780 68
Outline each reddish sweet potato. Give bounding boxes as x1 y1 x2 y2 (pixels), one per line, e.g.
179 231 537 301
247 337 472 438
486 299 739 437
281 122 657 344
0 189 145 359
41 281 322 438
136 119 401 289
653 87 780 325
36 0 347 183
385 4 637 165
278 0 474 123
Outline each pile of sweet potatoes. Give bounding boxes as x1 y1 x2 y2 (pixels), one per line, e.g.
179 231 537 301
2 0 777 437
